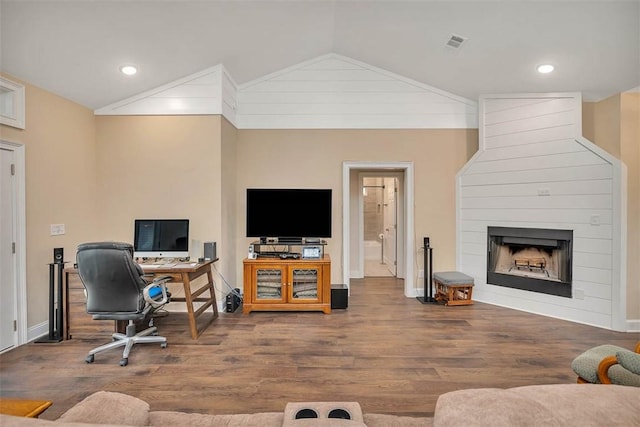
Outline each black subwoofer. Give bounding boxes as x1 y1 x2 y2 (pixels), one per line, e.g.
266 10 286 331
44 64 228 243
331 284 348 309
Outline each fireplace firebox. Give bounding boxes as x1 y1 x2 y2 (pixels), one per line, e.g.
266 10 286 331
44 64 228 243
487 227 573 298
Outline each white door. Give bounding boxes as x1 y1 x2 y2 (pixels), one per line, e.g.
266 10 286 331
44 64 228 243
382 178 397 276
0 147 17 352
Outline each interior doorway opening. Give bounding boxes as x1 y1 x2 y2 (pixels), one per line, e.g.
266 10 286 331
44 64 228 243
342 161 415 298
362 175 397 277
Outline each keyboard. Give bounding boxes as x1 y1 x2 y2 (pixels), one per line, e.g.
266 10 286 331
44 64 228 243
143 263 176 268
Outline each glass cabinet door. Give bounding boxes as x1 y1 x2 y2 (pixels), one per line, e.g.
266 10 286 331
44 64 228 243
289 267 321 303
254 267 285 302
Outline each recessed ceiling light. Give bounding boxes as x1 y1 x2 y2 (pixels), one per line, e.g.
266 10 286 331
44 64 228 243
119 65 138 76
537 64 554 74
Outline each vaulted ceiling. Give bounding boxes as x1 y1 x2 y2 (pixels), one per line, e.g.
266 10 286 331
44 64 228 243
1 1 638 111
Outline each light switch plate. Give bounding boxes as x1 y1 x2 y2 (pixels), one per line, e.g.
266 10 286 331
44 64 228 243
50 224 65 235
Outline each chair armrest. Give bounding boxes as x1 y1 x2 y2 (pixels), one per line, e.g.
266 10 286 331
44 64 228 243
143 275 171 308
597 351 640 383
616 350 640 375
596 355 618 384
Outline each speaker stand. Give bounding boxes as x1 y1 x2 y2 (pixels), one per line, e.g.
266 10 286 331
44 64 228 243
35 262 65 343
416 247 436 304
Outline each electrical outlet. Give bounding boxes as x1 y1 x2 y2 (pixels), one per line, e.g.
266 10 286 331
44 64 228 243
418 269 424 278
537 188 550 196
590 214 601 226
50 224 65 235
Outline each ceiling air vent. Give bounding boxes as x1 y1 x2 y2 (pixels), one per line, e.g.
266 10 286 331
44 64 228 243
446 34 467 50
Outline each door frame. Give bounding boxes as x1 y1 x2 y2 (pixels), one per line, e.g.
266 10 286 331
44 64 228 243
381 176 399 276
0 139 27 352
359 173 402 278
343 161 415 297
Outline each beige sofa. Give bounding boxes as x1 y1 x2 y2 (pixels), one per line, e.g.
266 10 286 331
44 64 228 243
1 384 639 427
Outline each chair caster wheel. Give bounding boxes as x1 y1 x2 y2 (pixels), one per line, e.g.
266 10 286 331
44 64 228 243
161 343 167 348
119 358 128 367
85 355 94 364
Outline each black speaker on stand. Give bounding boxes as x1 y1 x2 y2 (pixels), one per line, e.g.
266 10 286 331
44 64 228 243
35 248 66 343
416 238 436 304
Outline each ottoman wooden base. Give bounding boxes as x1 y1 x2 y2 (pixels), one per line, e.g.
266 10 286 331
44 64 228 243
433 272 474 306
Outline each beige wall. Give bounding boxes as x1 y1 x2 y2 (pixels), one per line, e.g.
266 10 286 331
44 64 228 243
235 129 478 288
583 93 640 320
95 116 222 242
95 115 227 304
583 96 622 158
0 74 98 328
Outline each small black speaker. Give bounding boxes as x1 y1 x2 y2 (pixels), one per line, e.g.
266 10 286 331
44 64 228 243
53 247 64 264
423 237 430 248
204 242 217 261
331 284 348 309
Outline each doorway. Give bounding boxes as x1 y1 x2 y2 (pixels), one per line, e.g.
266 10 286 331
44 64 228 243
362 175 397 277
0 140 26 353
342 161 415 297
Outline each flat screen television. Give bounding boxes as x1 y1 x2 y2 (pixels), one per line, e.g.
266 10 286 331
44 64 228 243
133 219 189 258
246 189 332 242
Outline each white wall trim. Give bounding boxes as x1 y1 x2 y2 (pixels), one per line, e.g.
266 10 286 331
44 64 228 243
220 66 239 127
0 139 27 347
94 64 236 117
356 173 365 279
0 77 26 129
94 54 478 130
237 53 477 129
478 92 582 151
28 321 48 343
626 319 640 332
240 53 476 106
612 159 627 331
343 161 415 297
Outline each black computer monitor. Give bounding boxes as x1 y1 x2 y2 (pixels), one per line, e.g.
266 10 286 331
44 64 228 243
133 219 189 258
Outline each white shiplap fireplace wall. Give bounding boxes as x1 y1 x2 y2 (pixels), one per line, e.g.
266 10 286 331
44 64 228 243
457 93 627 331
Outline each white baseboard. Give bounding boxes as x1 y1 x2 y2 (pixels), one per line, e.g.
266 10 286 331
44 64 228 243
405 287 419 298
28 321 49 342
626 318 640 332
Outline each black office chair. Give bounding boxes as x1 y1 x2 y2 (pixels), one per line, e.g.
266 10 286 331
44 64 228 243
76 242 171 366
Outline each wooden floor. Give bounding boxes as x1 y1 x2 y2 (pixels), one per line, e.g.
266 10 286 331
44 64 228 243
1 277 638 420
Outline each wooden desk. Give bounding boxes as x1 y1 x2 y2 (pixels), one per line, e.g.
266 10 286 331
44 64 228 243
0 398 52 418
64 261 218 341
140 261 219 339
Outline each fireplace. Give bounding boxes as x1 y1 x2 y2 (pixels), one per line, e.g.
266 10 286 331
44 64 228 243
487 227 573 298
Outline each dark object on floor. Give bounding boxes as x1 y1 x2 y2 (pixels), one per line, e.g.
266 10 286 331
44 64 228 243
331 284 348 309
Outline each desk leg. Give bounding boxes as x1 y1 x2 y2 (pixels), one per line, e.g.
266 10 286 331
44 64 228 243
207 268 219 317
181 273 199 340
181 269 219 339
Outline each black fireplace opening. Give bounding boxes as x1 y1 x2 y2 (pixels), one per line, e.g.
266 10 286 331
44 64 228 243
487 227 573 298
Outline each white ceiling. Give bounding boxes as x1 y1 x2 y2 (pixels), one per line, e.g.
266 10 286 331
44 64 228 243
1 1 638 111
